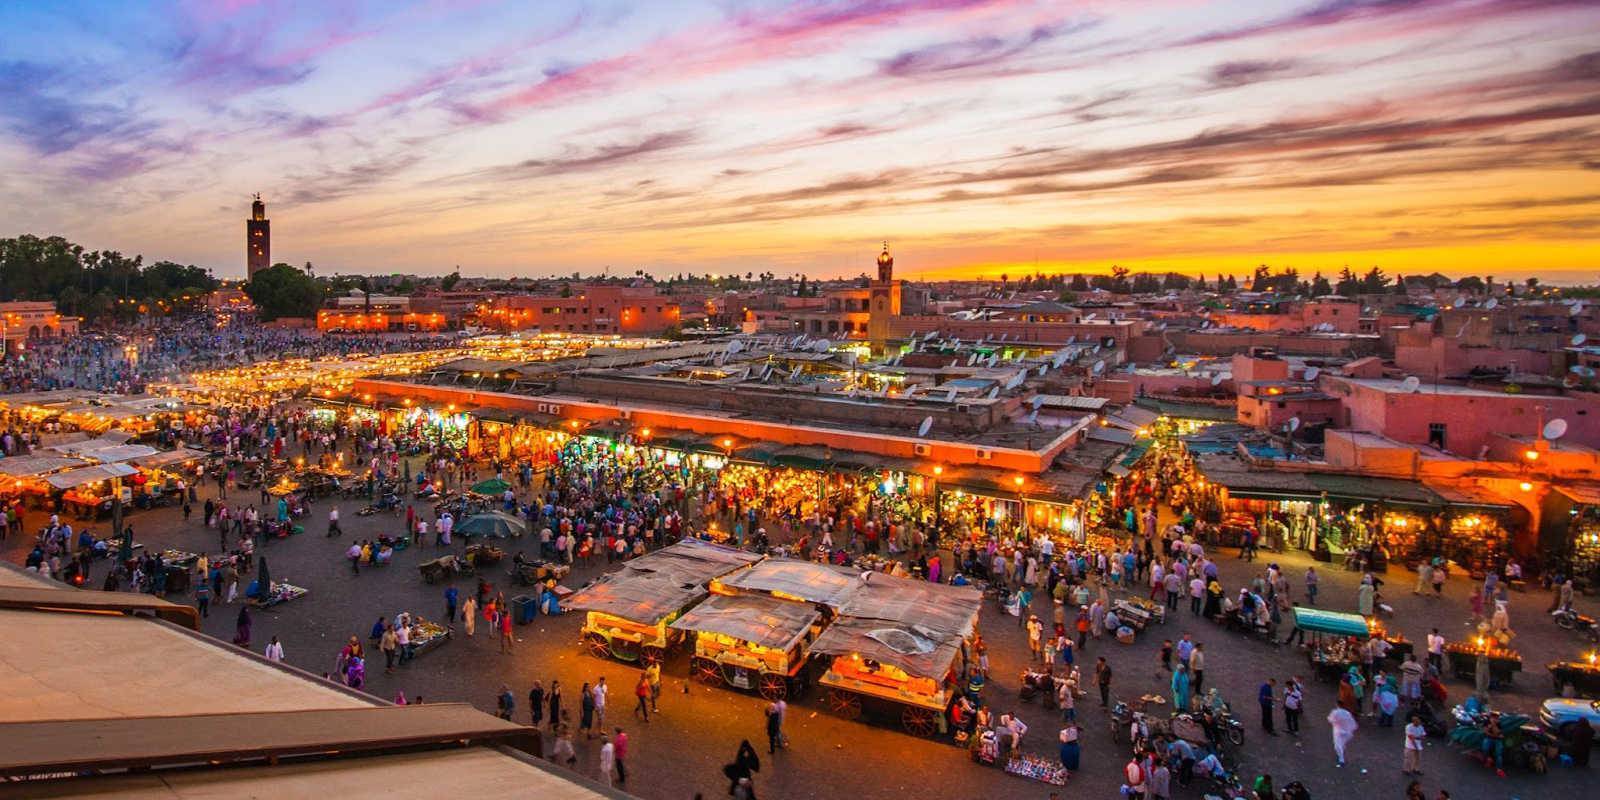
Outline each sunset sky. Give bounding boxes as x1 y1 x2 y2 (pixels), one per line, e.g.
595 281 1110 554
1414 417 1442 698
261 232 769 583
2 0 1598 281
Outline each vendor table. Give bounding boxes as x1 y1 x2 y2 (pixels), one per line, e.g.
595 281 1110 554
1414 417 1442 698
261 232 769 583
1548 660 1600 697
255 582 308 608
409 616 451 656
1447 641 1522 687
160 550 200 569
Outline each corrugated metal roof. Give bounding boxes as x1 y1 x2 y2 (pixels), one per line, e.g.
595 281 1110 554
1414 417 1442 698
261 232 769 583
668 593 819 650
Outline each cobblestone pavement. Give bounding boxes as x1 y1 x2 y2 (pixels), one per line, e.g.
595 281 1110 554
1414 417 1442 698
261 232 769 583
9 492 1598 800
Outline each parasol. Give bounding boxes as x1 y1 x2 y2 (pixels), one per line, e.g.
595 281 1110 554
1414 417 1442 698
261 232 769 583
470 477 512 496
454 511 528 539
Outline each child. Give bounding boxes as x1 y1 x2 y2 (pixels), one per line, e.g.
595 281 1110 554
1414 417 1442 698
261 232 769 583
1160 639 1174 671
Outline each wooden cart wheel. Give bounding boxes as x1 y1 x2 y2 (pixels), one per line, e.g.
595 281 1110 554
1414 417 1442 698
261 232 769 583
901 706 939 737
825 688 862 719
758 673 788 700
692 657 724 685
585 633 612 660
641 646 666 666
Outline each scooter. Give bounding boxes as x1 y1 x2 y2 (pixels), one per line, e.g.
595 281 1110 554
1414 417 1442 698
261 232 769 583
1552 607 1599 642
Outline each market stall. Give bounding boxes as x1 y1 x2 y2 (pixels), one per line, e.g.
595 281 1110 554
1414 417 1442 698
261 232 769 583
1447 637 1523 687
810 572 982 737
1548 652 1600 697
566 539 763 666
1288 607 1401 681
408 614 451 656
672 592 820 700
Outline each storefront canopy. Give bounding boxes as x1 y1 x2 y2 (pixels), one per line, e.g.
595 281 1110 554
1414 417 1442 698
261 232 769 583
1309 474 1443 506
46 463 139 490
1424 481 1517 510
1290 607 1371 638
1555 483 1600 506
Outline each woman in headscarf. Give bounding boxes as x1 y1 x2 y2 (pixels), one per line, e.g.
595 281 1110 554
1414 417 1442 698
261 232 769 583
1171 663 1192 711
723 739 761 794
232 605 252 647
1058 723 1081 772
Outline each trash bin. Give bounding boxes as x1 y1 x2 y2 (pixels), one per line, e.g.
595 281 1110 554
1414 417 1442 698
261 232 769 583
512 594 537 625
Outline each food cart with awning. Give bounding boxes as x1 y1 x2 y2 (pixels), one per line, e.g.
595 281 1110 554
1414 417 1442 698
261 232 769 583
672 592 821 700
810 572 982 737
567 539 763 666
1289 607 1408 680
47 463 140 518
711 559 862 610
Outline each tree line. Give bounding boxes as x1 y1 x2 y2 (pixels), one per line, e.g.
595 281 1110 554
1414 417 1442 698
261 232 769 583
0 234 219 321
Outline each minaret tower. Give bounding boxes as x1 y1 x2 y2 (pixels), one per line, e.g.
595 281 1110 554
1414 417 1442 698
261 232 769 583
867 241 902 354
246 194 270 278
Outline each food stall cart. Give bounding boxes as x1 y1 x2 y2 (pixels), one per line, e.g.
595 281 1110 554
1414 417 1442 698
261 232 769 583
566 539 763 666
1548 652 1600 697
1288 607 1402 680
672 592 820 700
254 582 309 608
809 573 983 737
408 614 452 656
1447 637 1522 687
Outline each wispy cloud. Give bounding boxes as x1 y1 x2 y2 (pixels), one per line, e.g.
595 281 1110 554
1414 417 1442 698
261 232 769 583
1204 58 1313 88
476 129 699 181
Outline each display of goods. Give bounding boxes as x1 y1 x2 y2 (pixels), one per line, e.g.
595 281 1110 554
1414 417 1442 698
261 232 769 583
1004 753 1068 785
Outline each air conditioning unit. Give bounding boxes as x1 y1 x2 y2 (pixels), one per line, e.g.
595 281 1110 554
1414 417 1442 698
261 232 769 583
975 449 992 461
619 409 632 420
913 443 931 457
536 403 549 413
547 404 562 415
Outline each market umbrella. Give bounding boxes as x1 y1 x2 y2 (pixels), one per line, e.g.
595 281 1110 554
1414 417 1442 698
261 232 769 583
252 556 271 600
470 477 512 496
454 511 528 539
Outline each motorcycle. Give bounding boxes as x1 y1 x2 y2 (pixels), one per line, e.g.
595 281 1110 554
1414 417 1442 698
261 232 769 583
1447 704 1555 774
1551 607 1599 642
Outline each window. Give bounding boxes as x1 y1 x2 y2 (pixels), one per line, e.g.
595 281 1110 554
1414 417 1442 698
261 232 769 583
1427 422 1446 449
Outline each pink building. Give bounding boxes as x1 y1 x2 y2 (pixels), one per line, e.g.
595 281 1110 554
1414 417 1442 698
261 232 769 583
1323 376 1600 455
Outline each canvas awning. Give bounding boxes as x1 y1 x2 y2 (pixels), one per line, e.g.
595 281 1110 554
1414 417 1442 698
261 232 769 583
1290 607 1372 638
1424 481 1516 510
809 573 982 679
128 447 207 469
714 559 862 609
1088 426 1136 445
1555 483 1600 506
668 593 819 651
565 539 763 623
46 463 139 490
0 455 88 478
76 444 160 464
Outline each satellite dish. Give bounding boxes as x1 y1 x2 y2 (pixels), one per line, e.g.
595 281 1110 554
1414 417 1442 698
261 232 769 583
1037 365 1048 376
1052 351 1068 369
1082 313 1096 321
944 388 958 402
1544 418 1569 440
1453 297 1466 309
951 337 961 348
1485 298 1499 310
966 353 976 366
987 354 999 368
1025 409 1039 425
1066 335 1076 344
892 353 904 365
917 416 933 437
1092 360 1106 375
814 339 832 352
1005 372 1026 390
788 366 801 381
1573 334 1587 346
1211 374 1224 387
727 340 744 354
1031 395 1046 411
1304 367 1320 381
1572 303 1585 317
987 386 1000 400
1287 417 1301 432
1400 376 1421 393
1219 371 1233 381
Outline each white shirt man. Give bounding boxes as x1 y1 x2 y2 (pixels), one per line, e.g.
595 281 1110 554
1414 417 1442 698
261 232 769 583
1403 718 1426 774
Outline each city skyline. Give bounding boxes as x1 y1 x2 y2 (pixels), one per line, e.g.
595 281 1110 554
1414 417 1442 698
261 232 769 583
2 0 1598 281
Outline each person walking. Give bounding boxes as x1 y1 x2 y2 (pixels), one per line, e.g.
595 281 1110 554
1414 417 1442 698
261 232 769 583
1304 566 1319 606
1258 678 1277 735
1403 713 1426 775
462 595 477 636
765 700 783 754
645 661 662 712
548 680 563 729
496 684 515 720
194 578 211 618
597 733 615 787
1189 644 1206 695
498 604 514 654
380 623 398 673
592 677 608 729
1095 656 1113 707
1283 677 1303 735
1171 664 1191 711
529 680 545 727
580 682 596 738
444 585 458 626
612 727 629 786
633 672 651 721
1328 705 1358 767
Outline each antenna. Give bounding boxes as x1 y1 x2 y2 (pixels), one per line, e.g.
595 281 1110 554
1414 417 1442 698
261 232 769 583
1544 418 1568 440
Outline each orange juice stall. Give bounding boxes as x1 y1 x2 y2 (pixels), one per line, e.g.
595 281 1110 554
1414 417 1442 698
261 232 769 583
809 573 982 737
672 592 820 700
566 539 762 667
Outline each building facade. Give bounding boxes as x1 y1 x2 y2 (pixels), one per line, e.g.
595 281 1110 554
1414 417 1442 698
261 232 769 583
479 285 679 335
